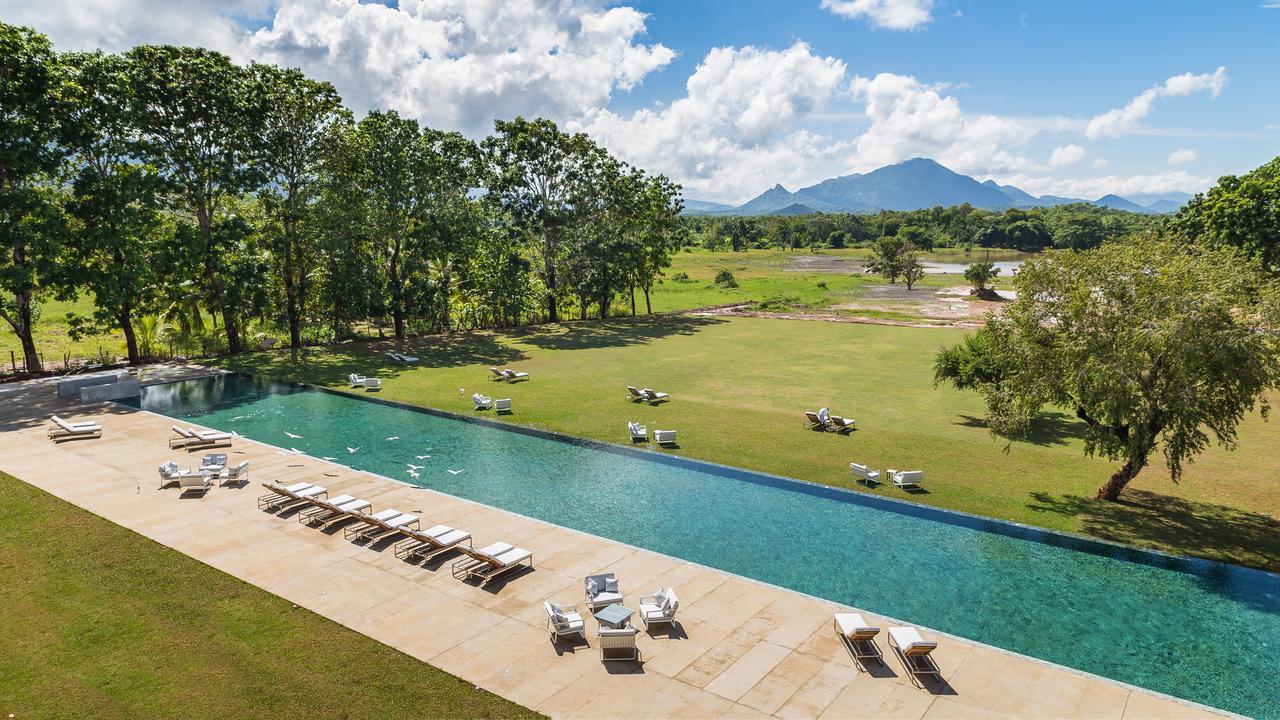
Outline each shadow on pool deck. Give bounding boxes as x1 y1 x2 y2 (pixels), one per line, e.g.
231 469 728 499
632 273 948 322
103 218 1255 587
1026 489 1280 578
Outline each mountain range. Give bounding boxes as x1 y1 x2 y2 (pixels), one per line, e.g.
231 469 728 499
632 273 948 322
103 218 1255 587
684 158 1194 216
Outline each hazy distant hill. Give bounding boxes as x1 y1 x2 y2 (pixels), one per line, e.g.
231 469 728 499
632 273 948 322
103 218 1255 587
683 158 1192 216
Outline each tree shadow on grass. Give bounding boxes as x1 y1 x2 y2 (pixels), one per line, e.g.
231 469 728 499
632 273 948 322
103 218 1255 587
956 411 1089 447
1026 489 1280 576
502 314 727 351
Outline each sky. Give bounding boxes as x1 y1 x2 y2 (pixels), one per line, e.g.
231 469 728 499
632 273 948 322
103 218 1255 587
3 0 1278 204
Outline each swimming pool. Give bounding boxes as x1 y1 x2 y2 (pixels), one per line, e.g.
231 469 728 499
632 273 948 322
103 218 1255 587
131 374 1278 718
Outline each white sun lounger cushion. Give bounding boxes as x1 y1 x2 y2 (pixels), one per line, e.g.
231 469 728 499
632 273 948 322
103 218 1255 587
294 486 326 499
384 514 417 529
285 482 312 493
421 524 452 538
888 626 936 653
367 509 401 522
492 548 531 566
835 613 878 637
336 499 370 512
475 542 513 559
434 529 469 546
324 494 356 507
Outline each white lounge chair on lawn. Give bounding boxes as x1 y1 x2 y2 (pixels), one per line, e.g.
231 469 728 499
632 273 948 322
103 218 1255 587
887 626 940 686
625 386 647 402
361 377 381 390
47 415 103 440
387 352 420 363
493 398 512 414
177 473 212 495
501 368 529 382
489 367 508 381
653 429 677 446
888 469 923 489
545 601 586 643
349 373 367 387
830 415 855 431
803 411 825 429
342 508 403 541
850 463 880 486
473 393 492 410
638 588 679 631
834 613 883 670
584 572 623 610
628 422 647 442
451 542 534 586
394 524 472 561
641 388 670 403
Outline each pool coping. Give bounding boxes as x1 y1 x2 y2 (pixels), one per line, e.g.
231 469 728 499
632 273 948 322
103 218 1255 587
136 371 1260 718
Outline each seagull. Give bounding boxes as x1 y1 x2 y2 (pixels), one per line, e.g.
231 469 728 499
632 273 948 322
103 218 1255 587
386 436 400 441
458 387 465 396
406 469 420 479
415 455 431 460
447 469 464 475
321 456 337 461
407 463 424 471
283 431 303 439
347 446 359 454
289 447 304 454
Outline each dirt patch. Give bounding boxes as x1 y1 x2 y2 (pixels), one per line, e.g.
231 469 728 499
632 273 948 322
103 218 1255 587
689 284 1007 329
783 254 867 273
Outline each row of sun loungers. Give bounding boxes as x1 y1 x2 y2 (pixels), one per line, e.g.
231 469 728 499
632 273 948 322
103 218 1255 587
168 425 233 450
258 481 531 587
834 613 941 686
386 352 420 363
804 409 855 431
489 367 529 382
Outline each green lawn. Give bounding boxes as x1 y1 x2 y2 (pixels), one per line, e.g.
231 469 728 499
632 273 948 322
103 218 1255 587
208 314 1280 572
0 294 129 369
0 472 540 720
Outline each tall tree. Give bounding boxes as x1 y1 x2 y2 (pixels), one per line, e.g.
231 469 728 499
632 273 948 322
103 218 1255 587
0 23 67 372
935 237 1280 500
484 117 601 323
417 128 483 332
250 63 350 349
1170 157 1280 273
61 50 164 365
634 173 683 314
126 45 263 354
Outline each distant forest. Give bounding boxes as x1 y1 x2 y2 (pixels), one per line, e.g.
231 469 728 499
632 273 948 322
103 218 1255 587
682 203 1156 253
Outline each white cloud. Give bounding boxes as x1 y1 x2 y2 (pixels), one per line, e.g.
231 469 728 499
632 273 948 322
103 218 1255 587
846 72 1038 175
1086 67 1228 139
1048 144 1085 167
993 170 1212 199
573 42 848 202
820 0 934 30
0 0 265 55
1092 158 1110 169
1167 148 1197 165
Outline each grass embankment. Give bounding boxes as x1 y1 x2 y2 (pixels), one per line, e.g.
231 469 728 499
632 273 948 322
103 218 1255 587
0 472 540 720
209 314 1280 572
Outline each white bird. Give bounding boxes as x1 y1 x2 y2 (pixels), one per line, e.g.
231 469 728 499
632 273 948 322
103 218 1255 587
458 387 465 396
415 454 431 460
347 446 359 454
386 436 400 441
283 431 302 439
407 463 424 471
321 456 337 461
289 447 304 454
406 469 420 478
447 469 464 475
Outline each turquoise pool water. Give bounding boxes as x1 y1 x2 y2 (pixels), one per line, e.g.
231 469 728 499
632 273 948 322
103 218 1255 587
132 374 1279 718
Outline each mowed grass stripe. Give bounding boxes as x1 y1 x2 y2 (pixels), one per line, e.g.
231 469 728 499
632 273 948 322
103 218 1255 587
0 472 541 720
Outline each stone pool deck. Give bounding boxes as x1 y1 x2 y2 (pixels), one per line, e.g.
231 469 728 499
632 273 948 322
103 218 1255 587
0 370 1230 719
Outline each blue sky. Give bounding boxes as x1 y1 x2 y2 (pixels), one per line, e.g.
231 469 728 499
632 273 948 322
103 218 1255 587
4 0 1276 203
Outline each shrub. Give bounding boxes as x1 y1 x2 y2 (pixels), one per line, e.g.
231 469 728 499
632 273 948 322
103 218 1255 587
816 280 828 289
713 269 738 288
755 294 802 312
670 271 692 283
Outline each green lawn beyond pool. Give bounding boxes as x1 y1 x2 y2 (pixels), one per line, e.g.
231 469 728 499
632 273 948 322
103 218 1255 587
208 314 1280 572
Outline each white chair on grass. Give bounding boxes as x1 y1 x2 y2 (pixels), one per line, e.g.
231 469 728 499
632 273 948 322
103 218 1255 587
493 398 512 414
888 469 923 489
850 463 880 485
653 429 677 446
473 393 492 410
628 422 647 442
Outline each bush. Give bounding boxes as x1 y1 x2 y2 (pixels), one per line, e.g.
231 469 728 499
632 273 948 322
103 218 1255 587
755 294 802 311
713 269 738 288
670 271 692 283
816 280 828 289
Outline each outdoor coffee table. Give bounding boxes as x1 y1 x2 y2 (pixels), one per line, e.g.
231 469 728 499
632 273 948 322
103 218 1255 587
594 603 635 630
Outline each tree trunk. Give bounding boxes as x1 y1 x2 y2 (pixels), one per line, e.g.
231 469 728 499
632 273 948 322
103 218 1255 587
643 286 652 314
13 289 41 373
629 284 636 316
221 307 242 354
118 309 140 366
390 239 405 339
1096 455 1147 500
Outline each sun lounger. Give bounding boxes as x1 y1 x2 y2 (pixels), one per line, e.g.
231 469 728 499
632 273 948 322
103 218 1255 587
888 469 923 489
584 572 623 610
638 588 679 631
653 429 677 446
361 378 381 390
349 373 367 387
170 425 232 450
342 508 403 540
387 352 420 363
48 415 103 440
52 415 99 429
628 422 647 442
830 415 855 431
625 386 646 401
177 473 213 495
850 463 880 485
489 367 508 381
501 369 529 382
835 613 883 670
493 398 512 413
394 524 472 561
275 484 327 512
451 541 534 586
361 513 420 544
641 388 670 403
473 392 492 410
545 601 586 643
296 493 359 525
887 626 940 686
258 481 325 512
803 411 825 429
257 481 314 509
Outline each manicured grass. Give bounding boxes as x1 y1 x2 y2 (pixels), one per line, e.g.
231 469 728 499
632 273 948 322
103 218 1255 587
0 472 540 720
0 294 129 369
208 314 1280 572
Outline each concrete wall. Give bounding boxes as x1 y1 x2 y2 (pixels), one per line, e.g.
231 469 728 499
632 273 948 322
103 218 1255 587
56 374 116 399
79 378 141 403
